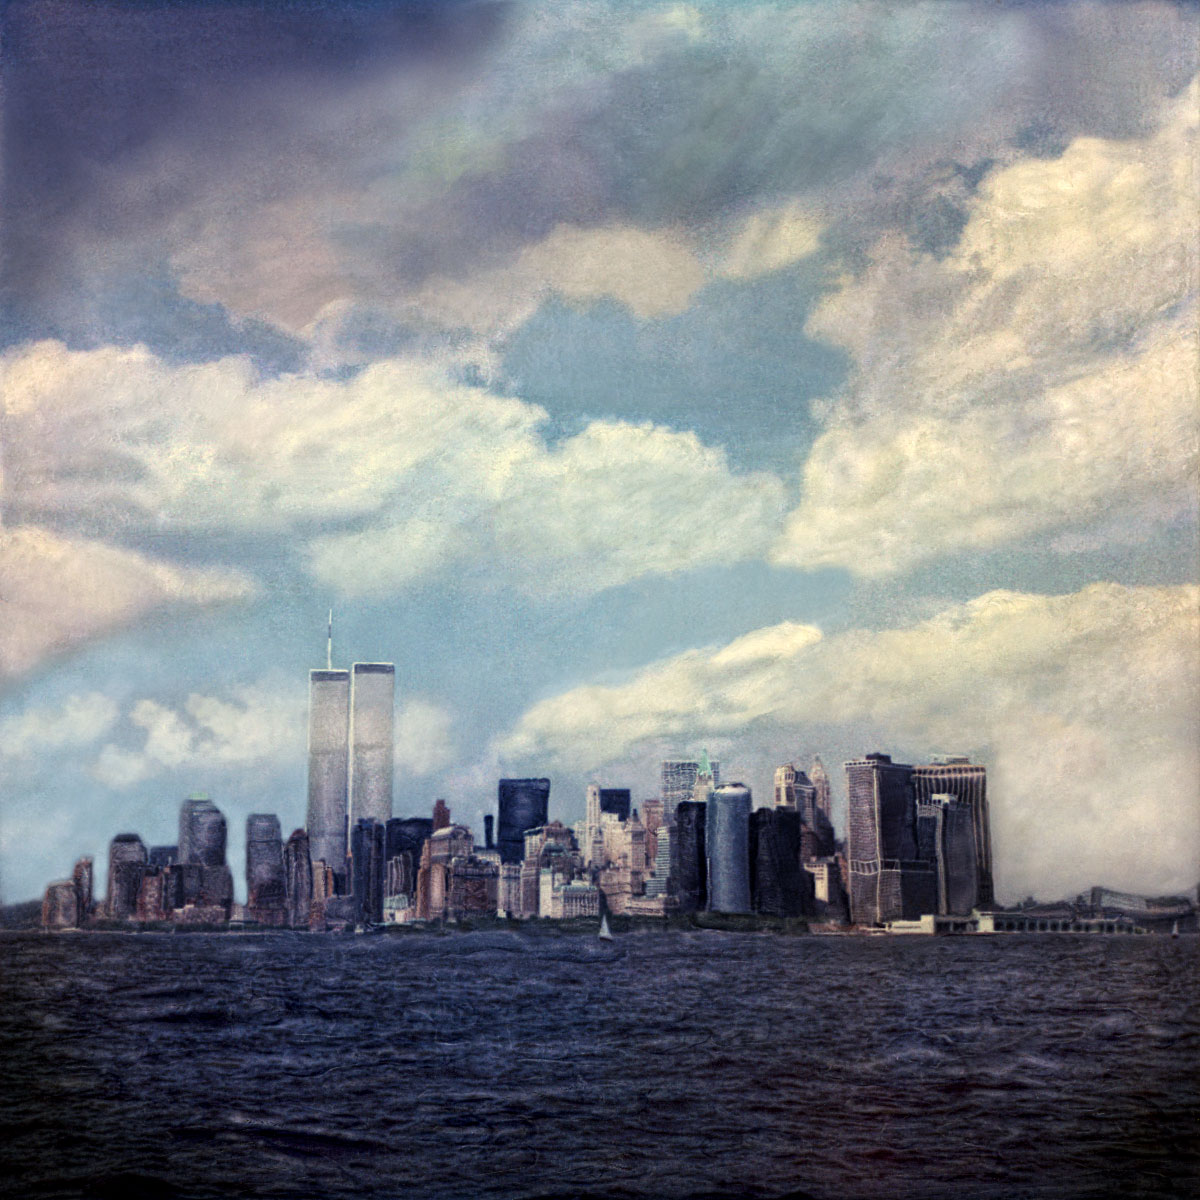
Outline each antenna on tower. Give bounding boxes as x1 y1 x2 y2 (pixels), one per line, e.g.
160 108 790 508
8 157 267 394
327 609 333 671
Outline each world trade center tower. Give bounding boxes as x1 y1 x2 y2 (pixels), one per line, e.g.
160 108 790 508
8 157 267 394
349 663 395 826
306 668 351 871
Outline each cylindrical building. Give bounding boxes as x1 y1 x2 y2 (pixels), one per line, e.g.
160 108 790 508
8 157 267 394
307 668 351 871
706 784 752 914
349 663 395 826
178 795 227 866
107 833 148 919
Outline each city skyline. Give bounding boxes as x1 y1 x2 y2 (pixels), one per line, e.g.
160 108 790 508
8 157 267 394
1 0 1197 910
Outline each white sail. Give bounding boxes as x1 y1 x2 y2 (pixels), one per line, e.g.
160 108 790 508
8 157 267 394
598 914 613 941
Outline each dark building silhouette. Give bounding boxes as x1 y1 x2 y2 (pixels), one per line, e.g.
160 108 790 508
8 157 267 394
246 814 287 924
72 857 94 923
598 788 632 821
749 808 812 917
283 829 313 929
384 815 432 913
706 784 752 914
913 758 991 907
350 818 386 925
845 755 937 924
432 799 451 832
106 833 147 919
175 796 233 914
670 800 707 913
483 814 495 850
498 779 550 865
917 794 979 916
148 845 178 869
179 795 227 866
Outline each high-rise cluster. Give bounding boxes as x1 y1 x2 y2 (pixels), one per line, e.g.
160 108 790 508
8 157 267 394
846 753 990 925
35 620 992 934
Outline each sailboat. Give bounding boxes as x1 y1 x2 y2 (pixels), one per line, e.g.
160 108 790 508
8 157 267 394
598 913 613 941
1172 920 1180 939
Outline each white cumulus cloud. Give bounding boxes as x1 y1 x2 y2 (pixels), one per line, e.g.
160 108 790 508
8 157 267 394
774 78 1199 576
0 525 255 682
0 692 119 760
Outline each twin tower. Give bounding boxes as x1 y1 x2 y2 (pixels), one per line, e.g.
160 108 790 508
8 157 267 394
306 645 395 878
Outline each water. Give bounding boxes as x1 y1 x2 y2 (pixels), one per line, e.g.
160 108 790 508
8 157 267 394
1 930 1197 1200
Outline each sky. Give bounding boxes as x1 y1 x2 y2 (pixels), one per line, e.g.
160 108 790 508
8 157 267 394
1 0 1197 906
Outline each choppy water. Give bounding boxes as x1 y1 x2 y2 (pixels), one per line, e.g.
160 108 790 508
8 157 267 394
1 930 1197 1200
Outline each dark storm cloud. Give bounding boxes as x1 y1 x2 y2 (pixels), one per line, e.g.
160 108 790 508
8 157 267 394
0 0 510 347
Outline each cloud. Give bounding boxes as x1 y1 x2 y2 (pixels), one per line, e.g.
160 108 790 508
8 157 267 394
717 201 823 281
91 683 306 790
394 699 457 777
90 684 457 789
5 340 786 599
17 0 1192 362
0 692 119 760
0 525 254 681
496 582 1200 901
774 79 1199 575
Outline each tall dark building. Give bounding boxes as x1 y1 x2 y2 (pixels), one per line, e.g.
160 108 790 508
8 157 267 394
483 814 495 850
432 799 451 832
350 818 386 924
246 814 287 921
749 808 810 918
72 857 94 923
918 794 979 917
706 784 752 914
670 800 707 913
598 789 632 821
913 758 992 907
106 834 147 919
386 817 433 869
845 755 937 925
283 828 313 929
179 795 227 866
498 779 550 865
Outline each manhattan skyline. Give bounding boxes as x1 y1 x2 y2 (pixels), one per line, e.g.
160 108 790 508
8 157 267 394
1 0 1197 907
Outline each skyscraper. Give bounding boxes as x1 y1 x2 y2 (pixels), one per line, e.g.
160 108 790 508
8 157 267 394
283 828 313 929
599 788 631 821
749 807 810 917
913 757 992 907
706 783 752 914
350 818 386 925
246 814 286 923
106 833 147 919
306 667 350 873
810 756 833 825
845 754 936 925
349 663 395 826
497 778 550 865
670 800 707 913
661 754 720 824
179 795 226 866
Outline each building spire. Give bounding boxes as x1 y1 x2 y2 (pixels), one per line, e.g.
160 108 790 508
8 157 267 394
327 609 333 671
698 747 712 778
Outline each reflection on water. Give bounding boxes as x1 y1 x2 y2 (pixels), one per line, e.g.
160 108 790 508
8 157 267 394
1 930 1197 1199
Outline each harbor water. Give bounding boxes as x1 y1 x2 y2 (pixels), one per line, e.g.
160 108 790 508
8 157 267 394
1 930 1196 1199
